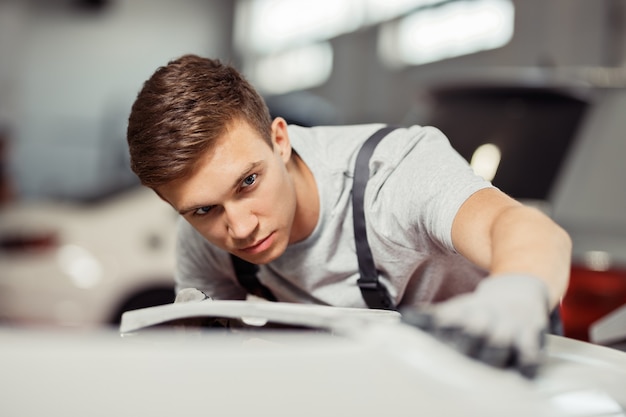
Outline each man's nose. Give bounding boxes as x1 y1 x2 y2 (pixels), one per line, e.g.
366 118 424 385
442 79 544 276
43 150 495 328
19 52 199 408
224 202 258 239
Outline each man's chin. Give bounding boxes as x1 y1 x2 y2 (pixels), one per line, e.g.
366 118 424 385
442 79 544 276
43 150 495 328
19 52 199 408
234 238 287 265
235 250 280 265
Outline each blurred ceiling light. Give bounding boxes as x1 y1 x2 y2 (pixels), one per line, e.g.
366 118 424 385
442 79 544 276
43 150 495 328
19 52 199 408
235 0 360 55
470 143 501 181
57 244 103 289
249 42 333 95
236 0 459 55
364 0 444 23
237 0 501 93
379 0 514 67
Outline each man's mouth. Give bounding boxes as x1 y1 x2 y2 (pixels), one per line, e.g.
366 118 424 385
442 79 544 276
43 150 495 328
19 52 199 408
239 232 275 255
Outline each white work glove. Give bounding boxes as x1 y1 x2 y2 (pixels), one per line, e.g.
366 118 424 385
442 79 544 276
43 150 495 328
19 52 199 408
174 287 211 303
401 274 550 378
172 288 225 329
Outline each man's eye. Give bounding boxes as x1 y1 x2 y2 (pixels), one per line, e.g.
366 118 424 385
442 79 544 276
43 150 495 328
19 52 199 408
242 173 257 188
194 206 214 216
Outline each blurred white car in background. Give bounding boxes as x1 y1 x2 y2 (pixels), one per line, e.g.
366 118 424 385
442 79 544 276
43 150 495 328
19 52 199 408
0 186 177 327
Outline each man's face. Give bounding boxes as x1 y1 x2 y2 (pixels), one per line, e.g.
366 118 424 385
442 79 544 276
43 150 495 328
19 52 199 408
157 118 297 264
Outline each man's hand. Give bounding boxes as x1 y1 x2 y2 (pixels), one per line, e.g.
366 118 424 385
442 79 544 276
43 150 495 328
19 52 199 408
401 274 551 378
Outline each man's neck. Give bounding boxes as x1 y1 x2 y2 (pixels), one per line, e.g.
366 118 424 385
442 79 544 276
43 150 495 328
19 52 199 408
288 153 320 244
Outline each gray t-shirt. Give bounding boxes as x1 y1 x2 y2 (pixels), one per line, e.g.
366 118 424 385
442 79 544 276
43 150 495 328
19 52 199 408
175 124 491 308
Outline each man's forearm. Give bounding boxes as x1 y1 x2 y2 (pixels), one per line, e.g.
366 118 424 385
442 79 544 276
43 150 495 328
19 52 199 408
489 205 572 308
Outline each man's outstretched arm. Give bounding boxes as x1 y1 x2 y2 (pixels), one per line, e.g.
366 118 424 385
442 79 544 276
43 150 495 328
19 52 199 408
451 187 571 308
403 187 572 377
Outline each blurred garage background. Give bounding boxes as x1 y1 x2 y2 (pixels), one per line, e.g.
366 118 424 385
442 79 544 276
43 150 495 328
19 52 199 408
0 0 625 349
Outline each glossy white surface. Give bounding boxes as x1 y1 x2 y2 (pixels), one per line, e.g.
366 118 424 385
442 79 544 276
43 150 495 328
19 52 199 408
0 325 624 417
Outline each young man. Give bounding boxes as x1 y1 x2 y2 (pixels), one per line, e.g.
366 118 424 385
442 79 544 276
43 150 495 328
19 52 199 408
127 54 571 377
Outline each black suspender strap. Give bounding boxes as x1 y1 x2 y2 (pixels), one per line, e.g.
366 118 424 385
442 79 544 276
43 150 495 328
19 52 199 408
231 254 277 301
352 126 398 310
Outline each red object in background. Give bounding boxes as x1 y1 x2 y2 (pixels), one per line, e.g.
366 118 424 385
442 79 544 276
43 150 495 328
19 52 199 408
0 231 58 253
0 128 15 205
560 264 626 341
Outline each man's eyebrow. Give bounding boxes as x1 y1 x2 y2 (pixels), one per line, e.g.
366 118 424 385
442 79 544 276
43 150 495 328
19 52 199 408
177 161 263 215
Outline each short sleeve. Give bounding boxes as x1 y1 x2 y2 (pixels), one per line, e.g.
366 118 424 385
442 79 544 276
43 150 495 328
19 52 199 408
175 218 247 299
368 125 492 252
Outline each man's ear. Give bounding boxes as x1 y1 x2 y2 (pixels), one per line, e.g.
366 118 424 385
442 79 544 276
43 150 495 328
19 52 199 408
271 117 292 163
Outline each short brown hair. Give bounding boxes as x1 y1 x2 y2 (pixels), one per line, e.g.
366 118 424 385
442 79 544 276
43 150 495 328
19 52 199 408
127 54 273 188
